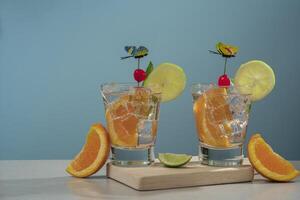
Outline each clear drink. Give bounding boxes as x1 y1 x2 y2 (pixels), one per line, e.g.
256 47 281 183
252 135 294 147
191 84 251 166
101 83 161 166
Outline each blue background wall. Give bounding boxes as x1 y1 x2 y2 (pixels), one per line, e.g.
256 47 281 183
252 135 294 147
1 0 300 160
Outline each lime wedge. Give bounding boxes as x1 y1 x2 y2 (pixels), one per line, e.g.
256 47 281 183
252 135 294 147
143 63 186 102
158 153 192 167
234 60 275 101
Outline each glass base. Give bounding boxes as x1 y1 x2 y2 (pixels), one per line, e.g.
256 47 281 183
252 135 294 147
111 146 155 167
199 142 243 167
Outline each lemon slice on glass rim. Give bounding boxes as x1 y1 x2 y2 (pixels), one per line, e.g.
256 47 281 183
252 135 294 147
143 63 186 102
234 60 275 101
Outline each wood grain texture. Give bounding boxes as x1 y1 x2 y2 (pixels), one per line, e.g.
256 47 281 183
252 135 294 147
106 159 254 191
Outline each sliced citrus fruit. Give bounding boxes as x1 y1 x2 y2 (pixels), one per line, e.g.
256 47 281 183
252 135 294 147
66 124 110 178
143 63 186 102
193 87 232 148
248 133 299 182
158 153 192 167
234 60 275 101
105 88 156 147
106 102 138 147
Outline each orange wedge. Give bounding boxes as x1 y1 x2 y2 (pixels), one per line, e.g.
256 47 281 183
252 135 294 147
66 124 110 178
248 133 300 182
193 87 232 147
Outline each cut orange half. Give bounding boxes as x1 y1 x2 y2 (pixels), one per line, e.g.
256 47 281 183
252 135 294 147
248 133 299 182
66 124 110 178
193 87 232 147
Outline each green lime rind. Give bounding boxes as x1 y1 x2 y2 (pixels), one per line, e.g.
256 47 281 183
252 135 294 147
158 153 192 168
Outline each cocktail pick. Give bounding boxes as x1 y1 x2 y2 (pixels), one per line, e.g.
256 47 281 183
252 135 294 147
121 46 152 86
209 42 239 87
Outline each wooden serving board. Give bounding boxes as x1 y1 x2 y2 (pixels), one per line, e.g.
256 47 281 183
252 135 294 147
106 158 254 191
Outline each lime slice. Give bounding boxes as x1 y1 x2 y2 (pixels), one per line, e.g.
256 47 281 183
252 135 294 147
234 60 275 101
143 63 186 102
158 153 192 167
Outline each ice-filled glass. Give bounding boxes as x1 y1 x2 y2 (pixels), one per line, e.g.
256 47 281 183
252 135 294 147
101 83 161 166
191 84 251 166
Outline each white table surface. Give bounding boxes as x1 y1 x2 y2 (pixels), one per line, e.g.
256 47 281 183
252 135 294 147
0 159 299 200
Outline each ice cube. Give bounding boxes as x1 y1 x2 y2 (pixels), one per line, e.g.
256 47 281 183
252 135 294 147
137 120 155 145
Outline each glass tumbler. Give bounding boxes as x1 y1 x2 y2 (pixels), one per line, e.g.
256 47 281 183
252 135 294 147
101 83 161 166
191 84 251 166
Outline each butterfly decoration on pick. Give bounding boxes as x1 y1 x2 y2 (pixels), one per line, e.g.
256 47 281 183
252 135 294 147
121 46 149 59
209 42 239 87
209 42 238 57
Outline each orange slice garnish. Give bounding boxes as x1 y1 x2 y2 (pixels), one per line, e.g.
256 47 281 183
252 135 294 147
248 133 299 182
105 88 156 147
105 94 139 147
66 124 110 178
106 102 138 147
193 87 232 147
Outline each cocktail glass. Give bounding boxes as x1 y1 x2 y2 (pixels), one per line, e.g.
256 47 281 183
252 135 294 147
101 83 161 166
191 84 251 166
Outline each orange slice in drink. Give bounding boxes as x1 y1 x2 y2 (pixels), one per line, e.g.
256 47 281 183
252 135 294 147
248 133 299 182
66 124 110 178
105 88 155 147
193 87 232 147
106 98 138 147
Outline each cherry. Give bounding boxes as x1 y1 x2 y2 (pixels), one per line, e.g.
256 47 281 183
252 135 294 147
133 69 146 82
218 74 231 87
